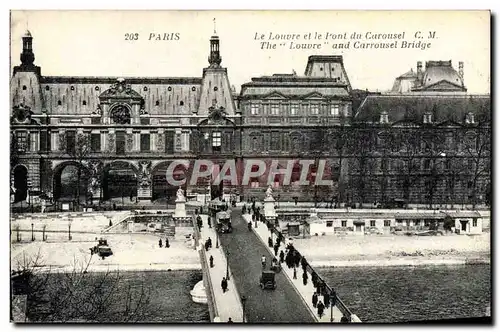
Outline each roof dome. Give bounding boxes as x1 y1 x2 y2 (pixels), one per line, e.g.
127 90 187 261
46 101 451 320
422 60 463 87
23 30 32 38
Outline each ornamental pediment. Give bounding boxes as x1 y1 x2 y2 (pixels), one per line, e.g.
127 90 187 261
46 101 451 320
99 78 143 101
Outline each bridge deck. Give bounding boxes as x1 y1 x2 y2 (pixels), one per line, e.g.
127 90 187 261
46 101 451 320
217 209 315 323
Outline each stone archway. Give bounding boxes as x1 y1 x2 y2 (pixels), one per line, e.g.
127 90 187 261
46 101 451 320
151 161 188 203
102 161 138 202
12 165 28 203
52 161 90 203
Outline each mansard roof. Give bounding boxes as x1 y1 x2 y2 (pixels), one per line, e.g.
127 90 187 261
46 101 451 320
354 94 491 125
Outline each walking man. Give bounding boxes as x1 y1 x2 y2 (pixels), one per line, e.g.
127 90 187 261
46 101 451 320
158 238 163 248
209 255 214 268
279 250 285 264
221 277 228 293
317 300 325 318
273 244 279 256
165 237 170 248
312 291 318 308
208 216 212 228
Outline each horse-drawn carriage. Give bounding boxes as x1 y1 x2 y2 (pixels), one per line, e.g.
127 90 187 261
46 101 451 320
90 238 113 259
216 211 232 234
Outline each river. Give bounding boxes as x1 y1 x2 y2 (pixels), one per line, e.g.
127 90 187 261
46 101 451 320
317 264 491 323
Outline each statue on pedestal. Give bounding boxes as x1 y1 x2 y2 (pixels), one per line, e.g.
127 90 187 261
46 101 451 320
177 186 185 201
266 185 273 199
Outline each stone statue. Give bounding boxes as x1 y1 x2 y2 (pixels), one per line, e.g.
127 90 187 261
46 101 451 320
266 185 273 199
177 186 185 201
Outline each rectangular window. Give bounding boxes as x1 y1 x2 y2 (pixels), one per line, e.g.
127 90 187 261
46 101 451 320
251 180 260 188
370 220 376 227
212 131 221 152
473 220 477 227
414 220 420 226
140 134 150 152
270 104 280 115
270 131 280 150
91 133 101 152
290 104 299 115
311 104 319 115
330 104 340 116
16 131 28 152
165 131 174 154
116 131 126 155
263 104 270 115
66 131 76 154
384 220 391 227
341 220 347 227
326 221 333 227
251 104 260 115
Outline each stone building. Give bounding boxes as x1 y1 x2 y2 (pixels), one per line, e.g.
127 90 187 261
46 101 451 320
349 60 490 208
10 30 241 205
10 30 491 208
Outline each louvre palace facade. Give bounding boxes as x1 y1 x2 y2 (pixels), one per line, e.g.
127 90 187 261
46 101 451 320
10 30 491 208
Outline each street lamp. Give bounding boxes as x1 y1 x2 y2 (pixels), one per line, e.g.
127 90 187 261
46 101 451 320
226 251 230 280
31 223 34 241
216 229 219 248
330 289 336 322
241 295 247 323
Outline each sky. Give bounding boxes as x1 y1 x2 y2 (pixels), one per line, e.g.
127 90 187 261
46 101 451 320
10 10 490 94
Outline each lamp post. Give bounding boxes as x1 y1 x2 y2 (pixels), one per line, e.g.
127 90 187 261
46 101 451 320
226 251 230 280
216 229 219 248
330 289 336 322
68 220 72 241
241 295 247 323
31 223 34 241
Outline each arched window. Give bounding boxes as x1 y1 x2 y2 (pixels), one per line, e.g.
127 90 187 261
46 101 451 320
212 131 222 152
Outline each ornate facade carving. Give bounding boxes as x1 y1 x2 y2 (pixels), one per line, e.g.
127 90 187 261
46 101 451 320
126 133 133 152
138 160 152 189
108 133 116 153
156 133 164 151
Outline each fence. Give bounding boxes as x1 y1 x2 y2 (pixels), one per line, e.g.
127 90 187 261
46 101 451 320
266 220 355 321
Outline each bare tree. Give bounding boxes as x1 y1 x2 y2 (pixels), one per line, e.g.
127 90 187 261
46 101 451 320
59 133 92 208
349 125 375 207
461 125 491 208
395 127 421 207
12 252 155 322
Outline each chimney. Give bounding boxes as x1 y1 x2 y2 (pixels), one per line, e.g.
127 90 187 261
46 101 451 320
459 61 464 82
417 61 423 81
380 110 389 124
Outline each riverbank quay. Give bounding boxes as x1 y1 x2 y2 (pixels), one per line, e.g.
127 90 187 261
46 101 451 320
245 213 360 323
196 214 245 323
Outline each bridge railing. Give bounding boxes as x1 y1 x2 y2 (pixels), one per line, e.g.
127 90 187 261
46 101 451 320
192 216 219 322
266 220 355 321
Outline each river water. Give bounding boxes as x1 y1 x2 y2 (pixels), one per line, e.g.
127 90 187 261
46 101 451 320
317 265 491 323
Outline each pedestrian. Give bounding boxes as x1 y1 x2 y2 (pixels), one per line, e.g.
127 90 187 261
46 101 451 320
208 216 212 228
165 237 170 248
331 290 337 307
302 271 308 286
195 208 199 215
279 250 285 263
209 255 214 268
221 277 228 293
301 256 308 270
200 206 203 214
317 300 325 318
273 244 279 256
340 316 349 323
227 317 233 323
312 291 318 308
242 205 246 214
268 237 273 248
293 267 297 279
207 237 212 248
159 238 163 248
323 291 330 308
205 241 209 251
312 272 318 288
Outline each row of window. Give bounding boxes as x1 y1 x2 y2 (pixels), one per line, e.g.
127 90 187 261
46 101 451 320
249 103 343 116
41 85 199 92
324 219 478 228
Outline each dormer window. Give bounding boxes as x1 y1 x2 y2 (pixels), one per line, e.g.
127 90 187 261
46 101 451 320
155 101 160 106
423 112 433 124
380 111 389 124
22 85 27 91
465 112 475 124
57 100 62 106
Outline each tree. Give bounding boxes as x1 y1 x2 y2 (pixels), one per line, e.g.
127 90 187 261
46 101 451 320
12 252 155 322
11 133 20 170
349 125 375 207
59 133 92 208
461 125 491 208
394 127 421 207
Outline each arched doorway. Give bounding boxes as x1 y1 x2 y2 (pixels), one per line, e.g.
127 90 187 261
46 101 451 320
152 161 188 203
102 161 138 202
53 162 90 204
12 165 28 203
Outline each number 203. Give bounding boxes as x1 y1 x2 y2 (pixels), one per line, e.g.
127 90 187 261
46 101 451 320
125 33 139 40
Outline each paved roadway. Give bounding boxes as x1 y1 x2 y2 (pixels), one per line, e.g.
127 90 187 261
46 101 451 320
218 208 315 323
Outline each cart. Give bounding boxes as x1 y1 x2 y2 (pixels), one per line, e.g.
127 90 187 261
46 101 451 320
259 270 277 290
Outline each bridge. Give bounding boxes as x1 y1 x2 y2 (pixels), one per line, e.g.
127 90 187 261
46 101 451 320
194 207 359 323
